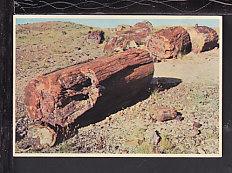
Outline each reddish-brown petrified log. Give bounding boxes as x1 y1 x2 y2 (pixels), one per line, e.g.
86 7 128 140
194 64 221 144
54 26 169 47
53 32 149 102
146 26 191 60
186 25 219 53
25 48 154 127
104 21 153 53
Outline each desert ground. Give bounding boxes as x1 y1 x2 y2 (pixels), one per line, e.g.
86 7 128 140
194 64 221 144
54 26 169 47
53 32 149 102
15 21 220 154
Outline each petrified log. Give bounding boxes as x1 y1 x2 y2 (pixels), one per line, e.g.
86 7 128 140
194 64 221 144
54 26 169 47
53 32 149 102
86 30 104 44
186 25 219 53
104 21 153 53
146 26 191 60
24 48 154 127
116 21 153 44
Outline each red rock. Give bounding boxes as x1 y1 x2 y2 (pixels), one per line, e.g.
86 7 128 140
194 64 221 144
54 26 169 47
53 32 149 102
146 26 191 60
151 107 178 122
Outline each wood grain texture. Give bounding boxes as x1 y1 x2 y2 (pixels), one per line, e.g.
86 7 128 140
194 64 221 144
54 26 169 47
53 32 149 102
24 48 154 127
147 26 191 60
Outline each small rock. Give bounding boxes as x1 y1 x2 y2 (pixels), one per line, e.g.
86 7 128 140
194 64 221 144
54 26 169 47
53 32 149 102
151 130 161 145
197 147 206 154
175 113 184 121
189 129 201 137
17 140 31 150
62 31 67 35
151 107 178 122
193 121 202 129
121 149 129 154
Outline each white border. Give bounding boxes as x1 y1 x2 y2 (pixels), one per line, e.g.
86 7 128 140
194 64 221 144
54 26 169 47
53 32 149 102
13 15 223 158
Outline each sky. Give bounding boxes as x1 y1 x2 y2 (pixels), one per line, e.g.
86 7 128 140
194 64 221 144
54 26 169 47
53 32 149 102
16 18 220 28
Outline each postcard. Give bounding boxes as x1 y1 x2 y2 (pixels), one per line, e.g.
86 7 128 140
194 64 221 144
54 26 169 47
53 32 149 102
13 15 222 157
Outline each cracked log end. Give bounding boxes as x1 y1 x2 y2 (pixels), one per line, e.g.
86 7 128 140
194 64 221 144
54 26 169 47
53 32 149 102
25 68 100 127
25 48 154 127
146 26 191 60
187 25 219 53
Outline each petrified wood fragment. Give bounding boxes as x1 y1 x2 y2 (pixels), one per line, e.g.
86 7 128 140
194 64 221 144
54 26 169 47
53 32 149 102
26 124 57 150
187 25 219 53
25 48 154 127
146 26 191 60
104 21 153 53
151 107 178 122
86 30 105 44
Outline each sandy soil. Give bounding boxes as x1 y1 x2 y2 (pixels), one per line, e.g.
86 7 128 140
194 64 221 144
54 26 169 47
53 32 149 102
15 22 220 154
154 51 219 84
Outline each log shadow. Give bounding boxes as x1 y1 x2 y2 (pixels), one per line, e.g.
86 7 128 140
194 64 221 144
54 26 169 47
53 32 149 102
76 77 182 127
150 77 182 92
55 77 182 143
